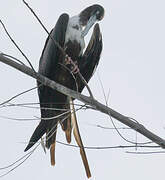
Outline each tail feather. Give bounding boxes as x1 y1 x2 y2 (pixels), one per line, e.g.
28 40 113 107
24 121 47 151
25 98 91 177
65 114 72 143
70 98 91 178
50 142 56 166
59 102 72 143
25 104 59 152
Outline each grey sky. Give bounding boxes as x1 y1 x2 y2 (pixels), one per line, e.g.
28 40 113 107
0 0 165 179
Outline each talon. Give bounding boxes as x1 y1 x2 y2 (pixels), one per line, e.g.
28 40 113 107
71 64 79 74
64 54 79 74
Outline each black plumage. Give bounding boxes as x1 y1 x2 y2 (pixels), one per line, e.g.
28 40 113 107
25 4 104 178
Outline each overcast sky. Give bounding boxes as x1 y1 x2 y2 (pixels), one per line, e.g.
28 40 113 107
0 0 165 179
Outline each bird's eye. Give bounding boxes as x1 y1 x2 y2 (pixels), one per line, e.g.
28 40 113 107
96 11 100 17
96 11 100 15
96 11 102 20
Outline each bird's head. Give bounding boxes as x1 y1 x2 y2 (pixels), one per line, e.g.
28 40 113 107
79 4 104 37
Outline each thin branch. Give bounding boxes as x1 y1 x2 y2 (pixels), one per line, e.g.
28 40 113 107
0 115 39 122
19 140 160 150
56 141 160 150
0 102 90 110
0 20 35 72
0 149 34 170
126 151 165 154
78 72 94 99
22 0 65 57
97 72 147 145
95 124 131 130
0 145 38 178
0 86 38 106
1 53 165 148
1 53 25 66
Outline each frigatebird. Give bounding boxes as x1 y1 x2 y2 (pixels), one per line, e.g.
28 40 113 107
25 4 104 178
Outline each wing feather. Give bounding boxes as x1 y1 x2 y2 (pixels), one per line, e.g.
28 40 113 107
25 14 69 152
78 23 103 92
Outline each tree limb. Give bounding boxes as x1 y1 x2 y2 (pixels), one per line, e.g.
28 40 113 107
0 53 165 148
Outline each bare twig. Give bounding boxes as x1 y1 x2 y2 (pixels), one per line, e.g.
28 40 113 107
0 86 38 106
126 151 165 154
22 0 65 56
18 140 161 150
0 102 90 111
0 145 38 178
95 125 131 130
56 141 160 150
0 115 39 121
78 72 94 99
0 148 35 170
97 72 149 145
0 20 35 71
1 53 25 66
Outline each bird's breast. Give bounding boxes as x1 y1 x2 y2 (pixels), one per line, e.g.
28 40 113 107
65 24 85 56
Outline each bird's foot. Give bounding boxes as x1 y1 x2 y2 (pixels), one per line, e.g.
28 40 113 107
71 61 79 74
64 55 79 74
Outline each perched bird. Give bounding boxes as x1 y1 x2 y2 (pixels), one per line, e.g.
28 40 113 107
25 4 104 178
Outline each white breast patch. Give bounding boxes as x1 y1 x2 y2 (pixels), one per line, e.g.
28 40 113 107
65 16 85 55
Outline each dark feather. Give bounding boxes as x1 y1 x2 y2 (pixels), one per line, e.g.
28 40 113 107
78 23 102 92
25 13 69 151
24 5 103 178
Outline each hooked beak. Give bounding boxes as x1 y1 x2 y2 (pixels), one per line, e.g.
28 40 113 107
81 15 97 38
